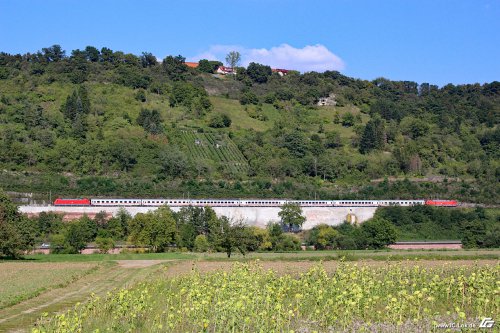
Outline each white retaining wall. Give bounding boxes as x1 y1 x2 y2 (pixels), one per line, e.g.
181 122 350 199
19 206 378 228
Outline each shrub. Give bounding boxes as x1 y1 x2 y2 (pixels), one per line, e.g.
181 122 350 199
208 113 231 128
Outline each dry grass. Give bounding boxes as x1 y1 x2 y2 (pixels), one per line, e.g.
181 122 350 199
0 262 98 309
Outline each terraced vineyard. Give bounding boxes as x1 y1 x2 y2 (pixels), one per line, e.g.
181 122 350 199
180 131 249 174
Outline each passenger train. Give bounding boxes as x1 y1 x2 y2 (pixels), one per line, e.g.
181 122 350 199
53 198 458 207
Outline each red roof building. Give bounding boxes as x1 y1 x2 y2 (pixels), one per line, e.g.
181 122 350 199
184 62 199 68
272 68 290 76
216 66 234 74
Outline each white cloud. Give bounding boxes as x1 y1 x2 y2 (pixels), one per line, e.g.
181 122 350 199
187 44 345 72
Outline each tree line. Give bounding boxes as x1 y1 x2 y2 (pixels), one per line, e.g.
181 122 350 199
2 189 497 259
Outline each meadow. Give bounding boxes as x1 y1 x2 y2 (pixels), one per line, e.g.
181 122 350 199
0 262 99 309
32 260 499 333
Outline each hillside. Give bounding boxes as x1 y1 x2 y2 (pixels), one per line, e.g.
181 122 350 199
0 46 499 203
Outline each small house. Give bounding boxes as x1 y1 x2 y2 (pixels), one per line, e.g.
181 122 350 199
216 66 234 75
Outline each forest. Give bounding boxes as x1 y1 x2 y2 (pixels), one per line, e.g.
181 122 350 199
0 45 498 204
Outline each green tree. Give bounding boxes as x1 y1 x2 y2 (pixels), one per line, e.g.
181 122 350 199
360 217 397 249
115 208 131 237
61 86 91 138
341 112 355 127
137 108 163 134
50 234 68 254
162 55 188 81
359 115 385 154
461 220 487 248
159 146 190 178
225 51 241 72
274 234 301 251
41 44 65 62
325 131 342 148
128 207 177 252
65 221 88 253
218 217 249 258
308 224 339 250
0 190 36 258
140 52 157 68
400 116 430 139
483 224 500 248
198 59 222 73
95 237 115 254
278 202 306 232
37 212 63 240
208 113 232 128
246 62 272 83
193 234 210 252
84 46 100 62
134 89 147 102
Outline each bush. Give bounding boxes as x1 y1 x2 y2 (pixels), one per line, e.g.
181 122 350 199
95 237 115 254
208 113 231 128
274 234 301 251
239 91 259 105
360 217 397 249
134 89 146 102
194 234 210 252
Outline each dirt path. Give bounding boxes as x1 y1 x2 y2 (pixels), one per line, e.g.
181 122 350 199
0 261 169 333
115 259 174 268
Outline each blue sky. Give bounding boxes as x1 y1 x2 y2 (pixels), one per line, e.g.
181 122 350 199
1 0 498 86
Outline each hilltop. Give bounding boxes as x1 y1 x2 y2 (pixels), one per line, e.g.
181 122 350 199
0 45 498 203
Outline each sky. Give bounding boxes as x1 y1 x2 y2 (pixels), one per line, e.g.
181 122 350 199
0 0 499 86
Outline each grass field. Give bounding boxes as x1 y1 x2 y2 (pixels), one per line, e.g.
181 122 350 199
0 262 99 310
0 260 173 332
20 252 195 262
33 260 499 333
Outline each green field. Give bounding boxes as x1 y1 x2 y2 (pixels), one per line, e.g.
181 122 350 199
0 262 98 310
21 252 195 262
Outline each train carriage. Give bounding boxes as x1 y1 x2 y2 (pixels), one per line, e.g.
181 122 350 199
90 198 142 206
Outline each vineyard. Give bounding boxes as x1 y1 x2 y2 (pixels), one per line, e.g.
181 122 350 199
180 131 249 174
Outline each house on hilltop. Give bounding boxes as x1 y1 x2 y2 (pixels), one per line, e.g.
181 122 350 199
216 66 234 75
184 62 199 68
272 68 289 76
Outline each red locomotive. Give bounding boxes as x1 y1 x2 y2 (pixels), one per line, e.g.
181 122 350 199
53 198 91 206
424 200 458 207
